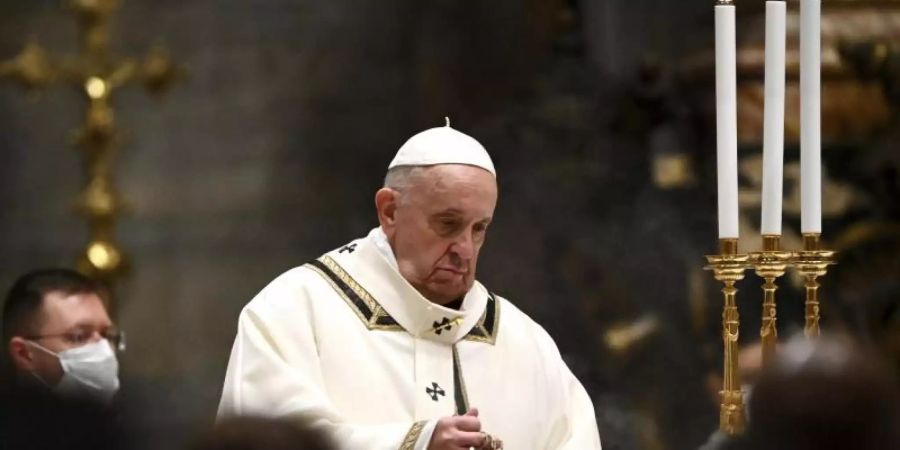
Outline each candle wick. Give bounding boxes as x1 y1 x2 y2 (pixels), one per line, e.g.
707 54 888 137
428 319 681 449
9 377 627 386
444 116 450 127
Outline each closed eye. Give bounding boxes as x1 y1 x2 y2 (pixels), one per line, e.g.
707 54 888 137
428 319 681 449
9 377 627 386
474 219 492 232
431 213 462 234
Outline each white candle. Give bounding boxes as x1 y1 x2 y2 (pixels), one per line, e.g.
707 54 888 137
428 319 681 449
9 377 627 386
800 0 822 233
761 1 786 235
715 2 739 239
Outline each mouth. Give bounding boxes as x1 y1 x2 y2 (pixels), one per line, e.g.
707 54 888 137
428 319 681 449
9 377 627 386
435 267 467 276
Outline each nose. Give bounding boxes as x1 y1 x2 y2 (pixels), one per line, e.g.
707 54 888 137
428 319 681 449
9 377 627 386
450 230 475 260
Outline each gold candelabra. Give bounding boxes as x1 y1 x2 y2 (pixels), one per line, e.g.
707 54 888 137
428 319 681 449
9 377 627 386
706 239 748 435
707 234 836 435
748 235 792 366
0 0 182 294
793 233 836 337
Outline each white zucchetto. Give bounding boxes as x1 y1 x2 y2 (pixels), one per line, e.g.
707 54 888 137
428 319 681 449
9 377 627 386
388 118 496 176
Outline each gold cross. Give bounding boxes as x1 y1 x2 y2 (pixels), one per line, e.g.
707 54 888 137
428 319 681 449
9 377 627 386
1 0 182 294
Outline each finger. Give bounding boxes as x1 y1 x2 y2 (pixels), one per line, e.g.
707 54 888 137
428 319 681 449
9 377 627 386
478 433 501 450
454 415 481 432
453 430 486 447
464 407 479 417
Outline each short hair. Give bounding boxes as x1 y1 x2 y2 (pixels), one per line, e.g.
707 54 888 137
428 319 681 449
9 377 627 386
384 165 426 189
1 268 104 344
384 165 442 207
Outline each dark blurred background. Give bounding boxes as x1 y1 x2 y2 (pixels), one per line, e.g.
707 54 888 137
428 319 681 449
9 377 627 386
1 1 899 449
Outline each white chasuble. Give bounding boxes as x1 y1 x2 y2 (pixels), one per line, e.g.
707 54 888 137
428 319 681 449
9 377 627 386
218 228 602 450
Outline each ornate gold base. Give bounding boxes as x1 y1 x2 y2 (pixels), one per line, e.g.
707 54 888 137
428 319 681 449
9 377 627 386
793 233 836 338
706 238 749 435
719 389 746 435
749 235 791 366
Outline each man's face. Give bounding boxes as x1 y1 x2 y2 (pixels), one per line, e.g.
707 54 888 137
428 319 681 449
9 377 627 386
11 291 113 385
379 165 497 304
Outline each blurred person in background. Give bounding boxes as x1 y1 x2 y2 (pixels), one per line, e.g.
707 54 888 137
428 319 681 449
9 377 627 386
727 334 900 450
2 268 123 404
191 416 334 450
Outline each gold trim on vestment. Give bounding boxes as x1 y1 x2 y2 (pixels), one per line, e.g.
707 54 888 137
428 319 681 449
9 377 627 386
305 255 500 343
305 256 404 332
399 420 427 450
463 297 500 345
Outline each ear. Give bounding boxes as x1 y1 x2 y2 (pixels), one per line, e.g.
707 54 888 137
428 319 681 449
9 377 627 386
7 337 36 372
374 188 399 237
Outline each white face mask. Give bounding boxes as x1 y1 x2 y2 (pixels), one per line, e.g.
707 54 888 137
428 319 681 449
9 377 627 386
29 339 120 404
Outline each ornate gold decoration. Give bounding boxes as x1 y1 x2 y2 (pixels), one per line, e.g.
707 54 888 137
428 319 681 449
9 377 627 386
399 421 426 450
748 235 792 366
704 235 838 434
793 233 837 337
705 238 749 435
0 0 182 289
307 255 501 343
310 256 503 345
305 256 406 332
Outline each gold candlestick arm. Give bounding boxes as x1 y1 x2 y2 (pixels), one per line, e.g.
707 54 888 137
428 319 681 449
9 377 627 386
793 233 836 338
706 238 749 435
748 235 791 366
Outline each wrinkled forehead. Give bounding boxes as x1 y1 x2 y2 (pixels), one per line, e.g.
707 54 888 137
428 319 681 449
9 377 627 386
411 164 497 193
406 164 498 211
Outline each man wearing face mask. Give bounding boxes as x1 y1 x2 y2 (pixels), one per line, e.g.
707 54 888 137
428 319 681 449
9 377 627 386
218 121 602 450
2 268 122 404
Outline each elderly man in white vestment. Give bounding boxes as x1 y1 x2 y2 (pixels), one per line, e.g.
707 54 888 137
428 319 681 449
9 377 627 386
217 122 603 450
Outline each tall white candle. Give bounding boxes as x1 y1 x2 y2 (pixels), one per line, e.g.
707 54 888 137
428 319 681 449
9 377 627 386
715 2 739 239
761 1 786 235
800 0 822 233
